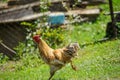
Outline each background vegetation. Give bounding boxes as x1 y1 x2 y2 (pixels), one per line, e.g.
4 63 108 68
0 0 120 80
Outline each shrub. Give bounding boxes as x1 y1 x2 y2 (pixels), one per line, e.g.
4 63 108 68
0 53 9 64
38 27 66 48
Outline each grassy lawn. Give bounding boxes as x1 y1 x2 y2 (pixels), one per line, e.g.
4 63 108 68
0 40 120 80
0 0 120 80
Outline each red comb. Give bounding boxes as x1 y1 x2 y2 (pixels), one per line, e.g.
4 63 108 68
33 35 40 43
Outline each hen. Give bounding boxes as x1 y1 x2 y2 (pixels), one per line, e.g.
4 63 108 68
33 35 79 80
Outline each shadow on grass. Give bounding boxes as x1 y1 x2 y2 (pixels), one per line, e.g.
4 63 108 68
80 37 116 48
52 78 67 80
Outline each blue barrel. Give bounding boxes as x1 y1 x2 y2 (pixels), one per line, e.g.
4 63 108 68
48 12 65 25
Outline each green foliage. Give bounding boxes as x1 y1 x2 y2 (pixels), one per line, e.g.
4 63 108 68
15 53 43 71
39 2 49 12
0 53 9 64
39 27 66 48
13 42 43 71
14 43 25 58
21 21 66 48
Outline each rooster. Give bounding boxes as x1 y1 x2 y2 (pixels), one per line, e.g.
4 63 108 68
33 35 80 80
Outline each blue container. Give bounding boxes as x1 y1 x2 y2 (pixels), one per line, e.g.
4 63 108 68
48 12 65 25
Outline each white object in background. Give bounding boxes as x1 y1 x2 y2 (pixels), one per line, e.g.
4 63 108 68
78 0 82 2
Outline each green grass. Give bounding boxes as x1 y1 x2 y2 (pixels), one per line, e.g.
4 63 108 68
0 0 120 80
0 40 120 80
